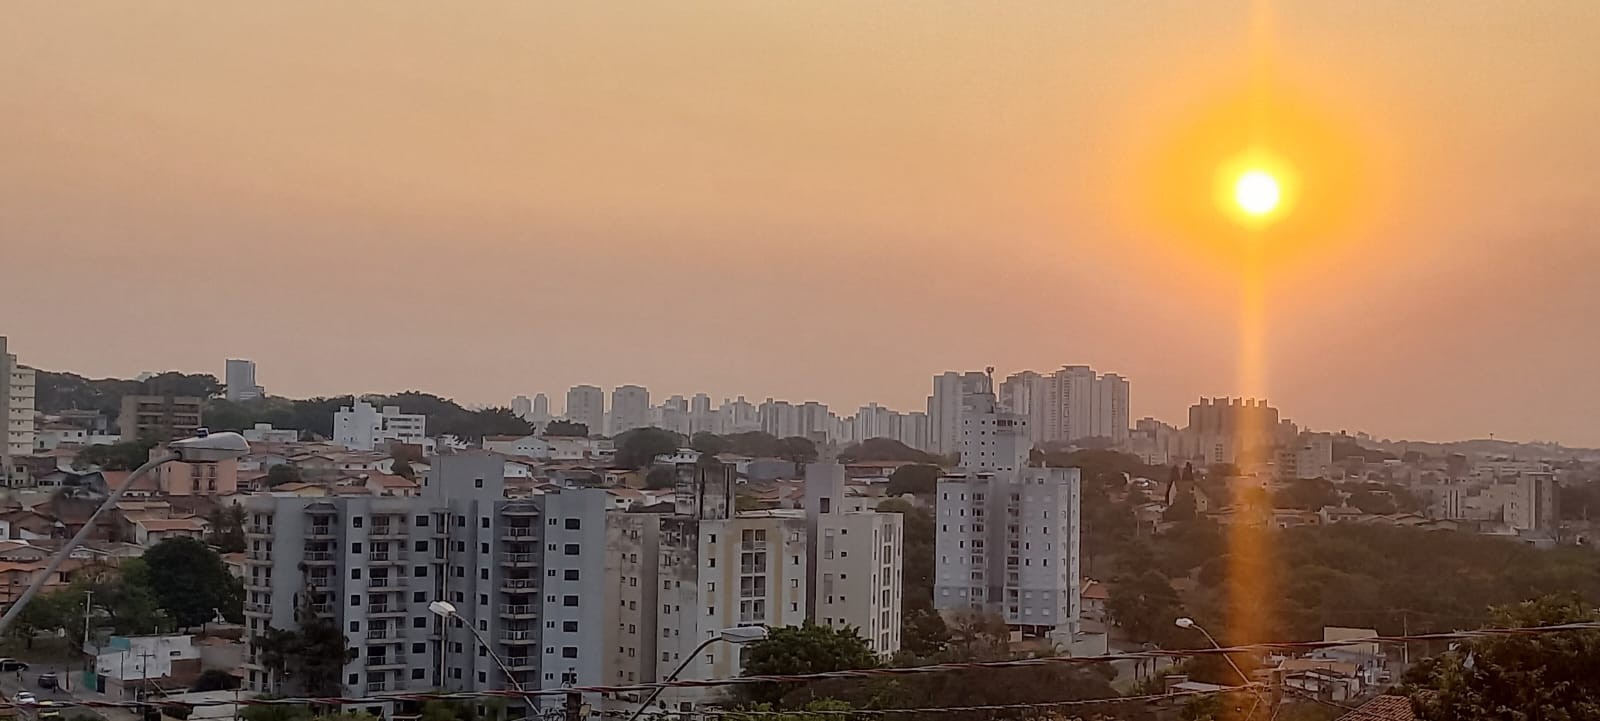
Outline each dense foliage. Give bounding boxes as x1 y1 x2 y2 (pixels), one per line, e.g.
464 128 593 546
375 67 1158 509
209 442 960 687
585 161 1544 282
143 537 245 627
837 438 940 465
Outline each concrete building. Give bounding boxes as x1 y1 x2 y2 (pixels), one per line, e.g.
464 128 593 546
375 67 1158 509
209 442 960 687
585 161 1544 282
930 371 990 456
934 382 1081 638
118 395 203 441
332 401 427 451
759 399 801 439
241 452 609 716
804 462 903 654
156 449 239 495
565 385 605 436
1 337 36 486
1183 398 1282 465
242 423 299 444
610 385 651 436
897 411 931 452
1506 472 1559 533
1127 417 1180 466
511 395 532 420
718 397 760 435
224 359 264 402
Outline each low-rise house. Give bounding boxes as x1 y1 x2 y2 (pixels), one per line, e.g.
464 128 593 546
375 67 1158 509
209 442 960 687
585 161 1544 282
1080 580 1110 624
132 517 209 546
93 634 203 699
362 473 419 497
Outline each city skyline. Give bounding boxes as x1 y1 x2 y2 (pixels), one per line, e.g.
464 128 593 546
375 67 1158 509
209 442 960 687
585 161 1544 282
6 3 1599 446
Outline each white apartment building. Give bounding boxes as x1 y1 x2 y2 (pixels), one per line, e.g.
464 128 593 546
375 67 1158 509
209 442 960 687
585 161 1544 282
243 423 299 444
565 385 605 435
689 394 716 436
897 411 930 452
610 385 651 436
718 397 760 435
225 359 264 402
929 371 990 456
805 462 903 654
511 395 532 419
1276 432 1335 480
934 380 1081 637
332 401 427 451
1506 472 1559 533
1 338 36 486
759 399 801 439
655 395 690 436
998 367 1130 446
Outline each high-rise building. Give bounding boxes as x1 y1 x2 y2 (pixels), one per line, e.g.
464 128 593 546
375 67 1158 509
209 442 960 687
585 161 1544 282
565 385 605 435
999 371 1047 445
118 395 203 441
511 395 532 419
655 395 690 436
718 396 760 434
332 401 427 451
610 385 651 436
241 453 609 716
531 394 551 422
1507 472 1559 533
1183 398 1281 465
897 411 931 452
759 399 801 439
804 461 903 654
929 371 990 456
688 394 716 436
1 338 36 486
934 383 1081 638
224 359 264 402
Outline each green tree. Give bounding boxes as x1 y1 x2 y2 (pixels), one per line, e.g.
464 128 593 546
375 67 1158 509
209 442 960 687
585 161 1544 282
897 607 950 659
1107 570 1183 646
740 623 879 705
1406 593 1600 719
76 438 158 471
774 437 819 465
542 420 588 437
390 458 415 480
723 432 782 458
8 590 73 648
1275 478 1339 510
644 466 677 490
690 432 730 455
207 504 247 554
191 669 240 691
143 537 245 627
614 427 684 469
876 499 934 611
885 464 941 497
250 598 358 697
266 464 302 487
838 438 938 464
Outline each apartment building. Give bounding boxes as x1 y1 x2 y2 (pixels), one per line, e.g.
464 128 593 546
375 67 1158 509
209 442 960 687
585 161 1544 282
934 382 1081 637
241 452 608 716
1 337 36 486
805 462 903 654
565 385 605 435
118 395 202 441
332 401 427 451
225 359 264 402
610 385 651 436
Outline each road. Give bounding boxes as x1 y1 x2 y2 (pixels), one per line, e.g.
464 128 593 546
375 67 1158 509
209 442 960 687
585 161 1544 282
0 661 136 721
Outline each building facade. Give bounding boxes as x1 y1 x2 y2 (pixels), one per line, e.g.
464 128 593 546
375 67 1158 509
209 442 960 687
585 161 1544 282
565 385 605 435
332 401 427 451
118 395 203 441
225 359 264 402
610 385 651 436
241 453 609 716
1 337 36 486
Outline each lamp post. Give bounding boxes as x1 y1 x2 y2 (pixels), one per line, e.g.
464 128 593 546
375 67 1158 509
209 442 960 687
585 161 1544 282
0 432 250 639
428 600 524 693
626 626 769 721
1174 617 1250 686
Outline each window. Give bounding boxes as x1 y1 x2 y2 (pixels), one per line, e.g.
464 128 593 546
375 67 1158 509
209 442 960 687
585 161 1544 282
454 567 464 578
415 515 429 527
415 566 428 577
348 621 360 632
348 673 359 685
479 593 489 605
350 595 361 607
413 591 425 602
563 595 579 606
563 621 578 632
480 542 490 554
708 533 716 543
412 668 426 680
565 518 580 530
353 516 364 529
564 569 579 581
474 478 484 488
351 542 363 554
351 569 362 580
413 643 426 654
706 581 715 592
413 616 426 629
456 516 466 527
480 569 489 580
414 540 428 552
564 543 580 556
455 541 465 552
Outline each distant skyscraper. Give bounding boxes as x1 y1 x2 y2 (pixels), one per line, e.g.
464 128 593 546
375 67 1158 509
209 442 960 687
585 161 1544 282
610 385 651 435
564 385 605 435
929 371 990 455
224 359 264 402
511 395 532 419
1 337 36 486
688 393 715 435
718 396 759 434
532 393 551 421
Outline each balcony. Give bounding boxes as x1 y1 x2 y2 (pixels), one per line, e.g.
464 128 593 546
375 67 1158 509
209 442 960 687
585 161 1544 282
500 578 537 593
366 681 390 694
368 603 406 617
500 505 540 517
367 551 405 565
740 541 768 552
498 604 538 619
368 577 396 588
311 603 334 617
246 549 272 562
500 630 537 644
500 553 538 567
307 577 335 591
303 550 335 564
368 655 409 670
366 628 403 643
245 577 271 591
500 526 537 541
244 602 270 615
246 525 272 537
369 525 407 540
307 526 335 540
504 657 537 671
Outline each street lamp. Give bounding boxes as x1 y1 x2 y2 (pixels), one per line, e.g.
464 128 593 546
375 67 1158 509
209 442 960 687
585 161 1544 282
626 626 769 721
1174 617 1250 686
0 432 251 638
429 600 525 693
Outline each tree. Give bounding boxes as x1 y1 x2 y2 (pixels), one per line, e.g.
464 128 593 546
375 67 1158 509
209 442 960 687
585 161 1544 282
615 427 684 469
8 590 73 648
390 458 415 480
251 597 358 697
1275 478 1339 510
690 432 730 455
75 438 157 471
1406 593 1600 719
722 431 782 458
207 504 247 554
143 537 244 627
885 465 941 497
876 499 934 611
542 420 588 437
774 437 818 465
644 466 677 490
740 623 878 705
1107 570 1183 646
898 607 950 659
838 438 938 464
191 669 240 691
266 464 302 487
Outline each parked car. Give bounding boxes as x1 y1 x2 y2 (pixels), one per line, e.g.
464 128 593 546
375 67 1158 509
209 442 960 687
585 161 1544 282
14 692 37 705
36 673 57 690
0 659 27 672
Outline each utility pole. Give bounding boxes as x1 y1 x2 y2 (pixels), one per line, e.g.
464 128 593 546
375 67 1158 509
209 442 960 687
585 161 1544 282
563 691 584 721
1266 668 1284 719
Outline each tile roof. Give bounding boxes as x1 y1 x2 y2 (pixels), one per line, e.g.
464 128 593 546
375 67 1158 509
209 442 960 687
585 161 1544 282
137 518 209 532
1337 695 1416 721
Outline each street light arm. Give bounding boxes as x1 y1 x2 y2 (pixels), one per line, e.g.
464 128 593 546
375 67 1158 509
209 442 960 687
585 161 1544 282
460 618 524 693
1193 625 1250 686
0 452 177 639
626 634 723 721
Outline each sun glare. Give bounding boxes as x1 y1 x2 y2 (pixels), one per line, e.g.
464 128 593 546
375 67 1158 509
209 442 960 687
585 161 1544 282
1234 170 1280 216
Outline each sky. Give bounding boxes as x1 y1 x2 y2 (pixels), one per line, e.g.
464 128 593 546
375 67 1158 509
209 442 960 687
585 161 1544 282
3 3 1599 445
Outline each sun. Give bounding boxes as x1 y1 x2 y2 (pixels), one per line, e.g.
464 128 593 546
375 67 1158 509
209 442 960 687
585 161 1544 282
1234 169 1281 216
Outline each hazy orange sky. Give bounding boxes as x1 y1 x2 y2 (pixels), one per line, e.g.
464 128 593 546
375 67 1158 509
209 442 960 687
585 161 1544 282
4 3 1598 445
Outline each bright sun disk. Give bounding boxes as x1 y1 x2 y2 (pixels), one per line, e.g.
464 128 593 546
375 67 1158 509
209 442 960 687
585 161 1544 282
1234 170 1281 216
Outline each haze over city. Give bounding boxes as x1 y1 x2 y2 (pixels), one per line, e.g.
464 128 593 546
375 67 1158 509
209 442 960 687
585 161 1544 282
6 2 1600 445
